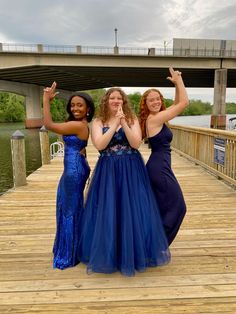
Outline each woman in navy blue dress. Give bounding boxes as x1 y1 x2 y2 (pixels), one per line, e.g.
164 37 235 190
43 82 95 269
139 67 189 245
78 87 170 276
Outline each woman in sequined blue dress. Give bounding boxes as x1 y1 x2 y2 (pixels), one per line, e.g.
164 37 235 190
78 87 170 276
43 82 95 270
139 67 189 245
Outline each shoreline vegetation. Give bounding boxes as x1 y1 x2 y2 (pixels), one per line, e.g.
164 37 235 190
0 89 236 123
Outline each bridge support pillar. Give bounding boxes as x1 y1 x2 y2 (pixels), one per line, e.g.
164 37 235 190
25 85 43 128
210 68 227 129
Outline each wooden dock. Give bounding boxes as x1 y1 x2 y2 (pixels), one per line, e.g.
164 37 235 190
0 143 236 313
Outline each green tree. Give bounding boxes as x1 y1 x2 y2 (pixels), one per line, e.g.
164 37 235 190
226 102 236 114
164 98 173 108
128 92 141 114
4 102 25 122
83 89 106 113
182 99 212 116
2 93 25 122
50 98 67 121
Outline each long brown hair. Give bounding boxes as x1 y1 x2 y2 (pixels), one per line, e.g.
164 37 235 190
96 87 135 124
139 88 166 139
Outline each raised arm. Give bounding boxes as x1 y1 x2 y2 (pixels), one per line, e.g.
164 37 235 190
43 82 85 136
150 67 189 126
172 71 180 105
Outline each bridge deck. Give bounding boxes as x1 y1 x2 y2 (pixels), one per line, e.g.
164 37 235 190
0 143 236 313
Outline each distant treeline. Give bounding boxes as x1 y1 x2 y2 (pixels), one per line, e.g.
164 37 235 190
0 90 235 123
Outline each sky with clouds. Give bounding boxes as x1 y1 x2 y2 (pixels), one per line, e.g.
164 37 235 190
0 0 236 102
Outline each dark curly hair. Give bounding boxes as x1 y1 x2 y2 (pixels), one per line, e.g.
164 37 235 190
66 92 95 122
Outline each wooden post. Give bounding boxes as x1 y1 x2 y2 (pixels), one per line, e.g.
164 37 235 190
11 130 27 187
39 126 50 165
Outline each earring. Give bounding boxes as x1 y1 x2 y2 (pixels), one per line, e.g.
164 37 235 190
87 112 89 116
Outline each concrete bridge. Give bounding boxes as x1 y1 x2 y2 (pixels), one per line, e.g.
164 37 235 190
0 42 236 128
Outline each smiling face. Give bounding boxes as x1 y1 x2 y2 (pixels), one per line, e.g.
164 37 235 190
108 91 123 114
70 96 87 120
145 91 162 113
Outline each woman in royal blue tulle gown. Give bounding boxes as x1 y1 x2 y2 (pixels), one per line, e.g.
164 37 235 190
78 87 171 276
43 82 95 269
139 67 189 245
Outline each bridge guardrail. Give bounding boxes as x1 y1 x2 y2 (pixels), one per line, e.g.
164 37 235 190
1 43 236 58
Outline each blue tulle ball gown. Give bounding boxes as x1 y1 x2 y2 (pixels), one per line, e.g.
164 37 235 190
53 135 90 270
78 127 171 276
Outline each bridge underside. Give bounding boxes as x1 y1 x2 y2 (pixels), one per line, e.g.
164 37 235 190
0 65 236 91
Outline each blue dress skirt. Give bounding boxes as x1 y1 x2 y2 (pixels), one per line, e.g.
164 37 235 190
53 135 90 269
78 127 171 276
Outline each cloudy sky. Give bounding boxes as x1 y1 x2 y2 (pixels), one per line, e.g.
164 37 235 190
0 0 236 102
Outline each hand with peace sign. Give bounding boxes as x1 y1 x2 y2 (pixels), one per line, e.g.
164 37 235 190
166 67 183 86
43 81 59 102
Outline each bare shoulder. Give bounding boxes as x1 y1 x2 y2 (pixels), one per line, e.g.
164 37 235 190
147 112 163 128
92 118 103 126
91 118 103 133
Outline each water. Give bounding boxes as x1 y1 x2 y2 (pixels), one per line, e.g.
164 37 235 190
0 115 235 195
0 123 57 195
170 114 236 128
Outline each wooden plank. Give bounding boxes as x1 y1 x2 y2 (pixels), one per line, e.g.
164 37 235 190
1 284 236 305
1 274 236 292
0 298 235 314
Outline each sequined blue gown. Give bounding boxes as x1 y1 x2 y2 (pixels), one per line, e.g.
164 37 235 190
146 124 186 245
78 127 171 276
53 135 90 270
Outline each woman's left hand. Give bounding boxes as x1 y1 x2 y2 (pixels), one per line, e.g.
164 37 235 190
167 67 182 85
43 81 59 101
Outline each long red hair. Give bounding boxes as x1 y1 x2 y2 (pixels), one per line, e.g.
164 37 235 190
139 88 166 139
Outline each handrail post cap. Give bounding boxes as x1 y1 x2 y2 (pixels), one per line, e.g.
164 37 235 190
11 130 24 139
40 125 48 132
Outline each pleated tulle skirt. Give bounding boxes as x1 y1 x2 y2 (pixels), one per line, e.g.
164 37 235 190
78 151 171 276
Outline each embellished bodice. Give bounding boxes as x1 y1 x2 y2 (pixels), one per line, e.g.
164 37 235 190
99 127 137 156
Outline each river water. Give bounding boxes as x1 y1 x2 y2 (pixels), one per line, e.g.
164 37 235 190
0 123 57 195
170 114 236 128
0 114 235 195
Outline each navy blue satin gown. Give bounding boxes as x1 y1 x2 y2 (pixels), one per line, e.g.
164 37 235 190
78 127 171 276
146 124 186 245
53 135 90 270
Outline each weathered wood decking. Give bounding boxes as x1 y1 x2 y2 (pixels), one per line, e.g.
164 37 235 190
0 143 236 313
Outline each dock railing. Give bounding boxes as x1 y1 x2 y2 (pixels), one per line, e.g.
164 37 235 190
170 124 236 187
